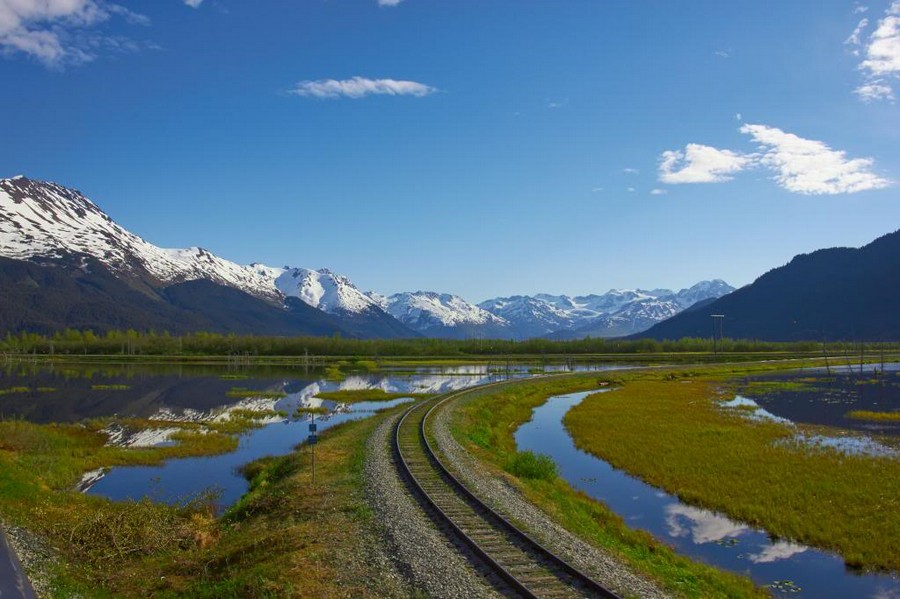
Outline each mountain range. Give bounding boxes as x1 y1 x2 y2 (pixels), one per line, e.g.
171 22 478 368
0 175 732 339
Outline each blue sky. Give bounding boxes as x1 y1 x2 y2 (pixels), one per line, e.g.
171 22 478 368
1 0 898 301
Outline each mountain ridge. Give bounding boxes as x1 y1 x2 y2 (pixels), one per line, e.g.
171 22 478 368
0 175 732 339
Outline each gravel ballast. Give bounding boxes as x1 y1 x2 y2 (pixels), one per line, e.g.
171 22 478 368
430 394 673 599
364 412 503 599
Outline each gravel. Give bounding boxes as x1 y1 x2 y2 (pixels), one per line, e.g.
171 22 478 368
1 521 54 598
364 412 503 599
430 396 673 599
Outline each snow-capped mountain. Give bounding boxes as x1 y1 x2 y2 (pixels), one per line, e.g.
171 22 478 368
0 176 279 301
373 291 510 339
0 176 414 338
672 279 735 309
480 281 735 339
477 295 576 338
0 175 733 340
275 268 380 314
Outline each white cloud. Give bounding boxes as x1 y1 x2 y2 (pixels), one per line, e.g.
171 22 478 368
184 0 203 7
740 123 891 194
714 49 730 58
591 187 604 193
288 76 437 99
860 2 900 74
735 112 742 121
855 4 870 14
658 143 754 184
852 1 900 101
658 124 890 195
650 188 668 195
623 167 639 174
626 186 635 192
855 78 895 100
0 0 149 67
378 0 404 5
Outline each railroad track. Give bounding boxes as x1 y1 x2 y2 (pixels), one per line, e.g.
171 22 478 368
394 387 620 599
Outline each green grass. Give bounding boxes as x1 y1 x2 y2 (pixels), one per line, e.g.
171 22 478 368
0 387 30 396
846 410 900 422
449 373 766 598
295 406 329 416
0 386 57 395
314 389 429 403
565 368 900 572
158 406 407 597
91 384 130 391
224 387 287 399
0 402 408 597
0 417 243 593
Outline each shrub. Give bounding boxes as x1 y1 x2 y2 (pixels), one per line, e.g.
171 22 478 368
505 450 558 481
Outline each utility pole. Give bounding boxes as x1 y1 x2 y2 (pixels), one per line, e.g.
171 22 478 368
711 315 725 358
860 341 865 376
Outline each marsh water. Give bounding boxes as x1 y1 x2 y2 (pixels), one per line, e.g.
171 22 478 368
0 360 624 510
738 363 900 437
515 390 900 598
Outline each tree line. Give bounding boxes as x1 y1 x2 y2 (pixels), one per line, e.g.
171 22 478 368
2 329 893 357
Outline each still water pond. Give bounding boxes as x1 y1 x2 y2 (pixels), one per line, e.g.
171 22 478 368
1 361 625 510
515 390 900 598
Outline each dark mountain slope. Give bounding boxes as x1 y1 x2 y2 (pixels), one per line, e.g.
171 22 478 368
0 255 347 336
639 230 900 341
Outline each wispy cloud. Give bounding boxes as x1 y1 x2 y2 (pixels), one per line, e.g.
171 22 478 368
623 167 639 174
855 78 895 100
714 49 730 58
378 0 404 6
0 0 151 67
184 0 204 7
288 76 437 99
650 188 668 195
851 1 900 102
659 143 753 184
740 123 890 194
845 17 869 53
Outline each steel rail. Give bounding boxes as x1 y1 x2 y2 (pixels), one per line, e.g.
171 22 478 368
394 379 621 599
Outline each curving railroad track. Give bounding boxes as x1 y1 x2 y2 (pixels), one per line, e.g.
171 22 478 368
394 387 621 599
